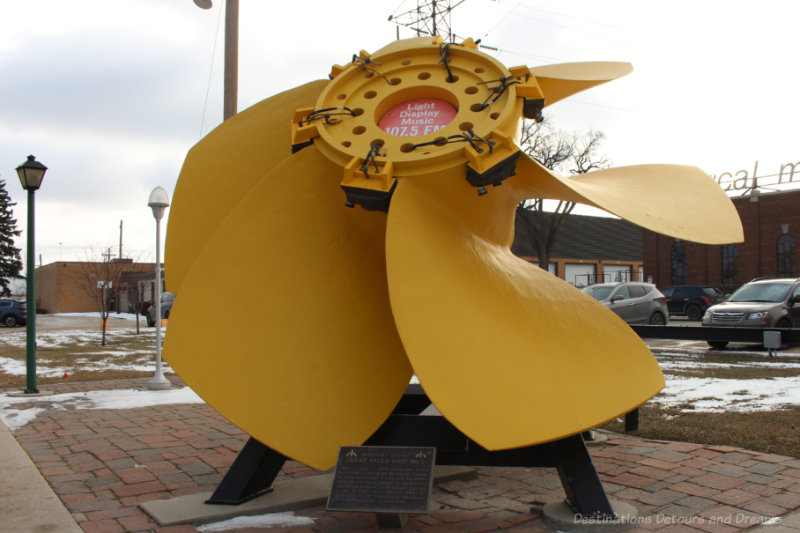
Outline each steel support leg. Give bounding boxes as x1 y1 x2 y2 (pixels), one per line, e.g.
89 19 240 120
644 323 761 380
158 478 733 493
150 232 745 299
625 409 639 432
554 434 615 519
206 437 286 505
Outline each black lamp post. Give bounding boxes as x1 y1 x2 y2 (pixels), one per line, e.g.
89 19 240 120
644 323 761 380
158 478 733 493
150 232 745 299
15 155 47 394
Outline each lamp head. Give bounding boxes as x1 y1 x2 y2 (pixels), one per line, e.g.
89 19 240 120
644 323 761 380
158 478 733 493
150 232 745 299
148 186 170 220
16 155 47 191
193 0 212 8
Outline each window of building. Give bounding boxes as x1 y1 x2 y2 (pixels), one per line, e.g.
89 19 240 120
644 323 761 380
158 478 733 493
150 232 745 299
777 234 797 277
671 242 687 285
721 244 739 285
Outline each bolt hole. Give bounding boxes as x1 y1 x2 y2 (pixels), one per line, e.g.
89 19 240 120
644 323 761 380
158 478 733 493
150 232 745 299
490 112 500 120
400 143 415 153
417 72 431 80
459 122 474 131
364 90 378 99
402 59 412 66
445 75 459 83
389 78 402 86
474 67 485 73
470 103 484 112
371 139 385 147
341 141 352 148
353 126 367 135
352 108 364 116
336 93 347 100
464 86 479 95
433 137 448 146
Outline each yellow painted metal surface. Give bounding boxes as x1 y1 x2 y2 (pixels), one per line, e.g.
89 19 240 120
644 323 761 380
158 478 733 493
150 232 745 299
385 168 664 449
516 156 744 244
292 36 526 186
163 147 412 471
164 37 743 470
529 61 633 108
166 79 328 293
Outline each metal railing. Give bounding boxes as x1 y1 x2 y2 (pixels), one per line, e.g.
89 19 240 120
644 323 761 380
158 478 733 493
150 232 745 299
631 325 800 346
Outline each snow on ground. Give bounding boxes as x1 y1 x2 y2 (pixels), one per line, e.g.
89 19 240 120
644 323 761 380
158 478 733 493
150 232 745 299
2 316 800 429
196 511 315 532
652 349 800 412
0 387 203 430
658 375 800 412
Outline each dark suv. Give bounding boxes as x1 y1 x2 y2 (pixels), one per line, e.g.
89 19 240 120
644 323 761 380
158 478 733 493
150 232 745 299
0 299 27 327
660 285 723 321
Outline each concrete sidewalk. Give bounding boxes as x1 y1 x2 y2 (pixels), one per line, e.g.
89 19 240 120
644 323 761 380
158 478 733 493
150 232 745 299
2 376 800 532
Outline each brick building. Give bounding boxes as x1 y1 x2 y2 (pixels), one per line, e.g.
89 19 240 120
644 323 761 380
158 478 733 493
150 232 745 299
643 189 800 292
512 210 643 287
35 261 159 314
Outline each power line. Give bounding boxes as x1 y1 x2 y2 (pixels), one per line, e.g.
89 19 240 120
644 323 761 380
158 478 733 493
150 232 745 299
389 0 468 41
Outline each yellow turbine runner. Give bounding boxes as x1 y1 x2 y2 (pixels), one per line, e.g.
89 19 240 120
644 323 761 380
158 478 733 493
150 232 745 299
163 37 743 470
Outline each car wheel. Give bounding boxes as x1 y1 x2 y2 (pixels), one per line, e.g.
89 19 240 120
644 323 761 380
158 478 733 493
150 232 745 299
649 312 666 325
686 305 702 321
708 341 728 349
776 318 792 329
3 315 17 327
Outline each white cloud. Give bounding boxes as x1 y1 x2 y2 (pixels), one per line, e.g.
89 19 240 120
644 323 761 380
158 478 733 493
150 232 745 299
2 0 799 266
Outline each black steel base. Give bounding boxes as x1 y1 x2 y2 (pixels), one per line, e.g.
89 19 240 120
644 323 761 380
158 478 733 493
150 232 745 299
205 437 286 505
207 384 615 518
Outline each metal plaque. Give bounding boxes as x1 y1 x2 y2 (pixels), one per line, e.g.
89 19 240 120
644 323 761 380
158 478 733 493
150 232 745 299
327 446 436 514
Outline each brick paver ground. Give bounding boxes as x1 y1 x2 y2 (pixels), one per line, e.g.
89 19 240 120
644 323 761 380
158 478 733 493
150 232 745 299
4 377 800 532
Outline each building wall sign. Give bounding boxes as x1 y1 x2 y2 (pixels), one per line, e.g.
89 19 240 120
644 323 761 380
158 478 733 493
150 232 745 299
713 160 800 195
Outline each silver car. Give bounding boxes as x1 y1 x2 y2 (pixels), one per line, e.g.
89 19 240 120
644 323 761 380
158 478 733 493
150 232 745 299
582 282 669 325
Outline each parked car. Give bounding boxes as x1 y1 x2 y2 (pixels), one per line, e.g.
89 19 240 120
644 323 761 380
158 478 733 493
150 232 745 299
0 299 26 327
582 282 669 325
701 278 800 348
146 291 175 327
660 285 724 321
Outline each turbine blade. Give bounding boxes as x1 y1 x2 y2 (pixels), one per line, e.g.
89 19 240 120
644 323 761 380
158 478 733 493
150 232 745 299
166 79 329 293
530 61 632 107
516 154 744 244
164 147 412 471
385 171 663 451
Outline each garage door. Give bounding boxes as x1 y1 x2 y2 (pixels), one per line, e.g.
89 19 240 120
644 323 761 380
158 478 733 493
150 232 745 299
603 264 633 283
565 263 596 287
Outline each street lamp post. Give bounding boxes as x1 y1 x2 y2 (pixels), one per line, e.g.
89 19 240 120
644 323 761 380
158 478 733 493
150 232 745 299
15 155 47 394
147 187 171 391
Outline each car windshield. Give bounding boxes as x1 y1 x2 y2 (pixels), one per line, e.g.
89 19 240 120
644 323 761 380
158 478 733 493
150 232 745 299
728 282 792 303
582 285 615 301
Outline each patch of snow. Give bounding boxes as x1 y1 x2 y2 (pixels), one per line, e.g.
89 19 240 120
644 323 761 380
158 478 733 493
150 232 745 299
0 387 203 430
196 511 315 532
656 376 800 412
659 360 800 371
0 357 67 378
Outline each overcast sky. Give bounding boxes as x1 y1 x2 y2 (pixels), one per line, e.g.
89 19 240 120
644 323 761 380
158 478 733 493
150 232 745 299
2 0 799 266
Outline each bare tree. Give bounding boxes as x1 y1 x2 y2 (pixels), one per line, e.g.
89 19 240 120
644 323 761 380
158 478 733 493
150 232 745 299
517 119 610 271
71 250 136 346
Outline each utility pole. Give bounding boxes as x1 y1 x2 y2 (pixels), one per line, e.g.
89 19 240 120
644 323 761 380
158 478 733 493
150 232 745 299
193 0 238 120
389 0 467 42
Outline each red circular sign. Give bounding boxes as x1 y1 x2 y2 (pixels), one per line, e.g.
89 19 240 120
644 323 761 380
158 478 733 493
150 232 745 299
378 98 457 137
